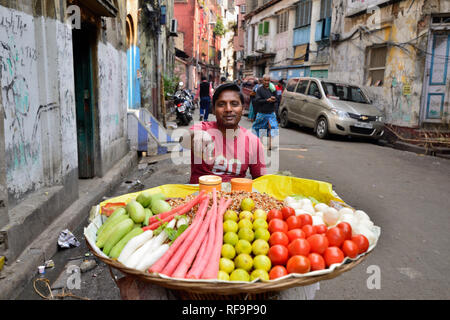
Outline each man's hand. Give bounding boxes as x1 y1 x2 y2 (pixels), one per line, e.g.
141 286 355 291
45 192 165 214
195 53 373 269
267 96 276 103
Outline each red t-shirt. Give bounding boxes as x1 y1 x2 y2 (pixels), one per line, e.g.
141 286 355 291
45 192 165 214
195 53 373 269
189 121 267 184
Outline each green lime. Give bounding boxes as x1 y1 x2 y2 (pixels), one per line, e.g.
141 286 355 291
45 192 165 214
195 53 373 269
250 269 270 281
229 269 250 282
253 255 272 272
223 220 238 233
223 210 239 222
221 243 236 259
240 198 255 212
235 239 252 255
234 253 253 272
252 218 268 230
253 209 267 220
239 210 254 221
219 257 235 274
223 232 239 246
217 270 230 281
238 219 253 230
238 227 254 242
254 228 270 242
252 239 269 255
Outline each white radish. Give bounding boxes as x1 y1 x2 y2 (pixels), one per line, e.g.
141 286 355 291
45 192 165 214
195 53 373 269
135 244 170 272
314 203 329 213
176 216 189 228
125 219 176 269
118 230 153 264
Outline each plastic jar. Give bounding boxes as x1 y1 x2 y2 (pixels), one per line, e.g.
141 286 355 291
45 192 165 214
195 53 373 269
230 178 253 193
199 175 222 193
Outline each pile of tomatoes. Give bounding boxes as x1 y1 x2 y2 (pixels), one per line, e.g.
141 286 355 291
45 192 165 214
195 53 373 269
266 206 370 280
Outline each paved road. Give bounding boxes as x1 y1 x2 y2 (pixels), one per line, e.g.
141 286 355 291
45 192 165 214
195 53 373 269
17 108 450 300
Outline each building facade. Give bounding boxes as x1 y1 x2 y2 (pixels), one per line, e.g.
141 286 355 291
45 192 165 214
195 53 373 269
330 0 450 131
0 0 128 261
233 0 246 79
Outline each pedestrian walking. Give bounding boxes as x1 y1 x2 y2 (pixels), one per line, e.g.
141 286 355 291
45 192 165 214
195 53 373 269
275 79 285 121
195 75 213 121
247 79 260 121
251 74 279 138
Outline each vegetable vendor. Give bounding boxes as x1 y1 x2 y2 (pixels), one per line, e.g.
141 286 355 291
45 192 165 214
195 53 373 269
180 82 267 184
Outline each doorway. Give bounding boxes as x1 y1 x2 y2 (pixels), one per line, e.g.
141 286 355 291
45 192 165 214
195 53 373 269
72 24 96 178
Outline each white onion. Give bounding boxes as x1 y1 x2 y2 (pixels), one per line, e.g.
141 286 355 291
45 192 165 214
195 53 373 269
314 203 329 213
301 199 313 208
355 210 370 222
295 209 310 216
284 196 297 207
302 204 315 215
323 207 340 226
340 213 358 229
312 215 325 226
359 219 374 229
338 207 354 217
357 225 376 246
315 211 324 218
289 202 304 210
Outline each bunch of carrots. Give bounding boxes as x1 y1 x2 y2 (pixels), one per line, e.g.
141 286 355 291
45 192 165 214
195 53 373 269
148 189 232 279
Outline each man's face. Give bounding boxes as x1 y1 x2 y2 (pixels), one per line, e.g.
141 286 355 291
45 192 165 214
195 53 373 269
262 76 270 88
214 90 243 129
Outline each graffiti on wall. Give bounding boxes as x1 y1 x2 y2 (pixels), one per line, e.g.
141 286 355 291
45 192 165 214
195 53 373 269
0 6 43 197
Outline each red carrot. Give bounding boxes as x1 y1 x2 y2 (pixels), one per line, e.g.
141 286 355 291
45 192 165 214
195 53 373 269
186 191 220 279
171 196 217 278
159 198 210 277
148 197 209 274
201 197 232 279
145 191 206 226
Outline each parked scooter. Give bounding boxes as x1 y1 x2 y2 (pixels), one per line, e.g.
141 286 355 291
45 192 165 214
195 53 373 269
173 82 193 126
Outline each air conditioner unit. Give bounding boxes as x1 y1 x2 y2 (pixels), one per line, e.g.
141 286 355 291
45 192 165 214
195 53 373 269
256 38 266 52
170 19 178 34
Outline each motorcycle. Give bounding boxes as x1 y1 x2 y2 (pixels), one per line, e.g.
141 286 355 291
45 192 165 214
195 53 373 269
173 88 193 126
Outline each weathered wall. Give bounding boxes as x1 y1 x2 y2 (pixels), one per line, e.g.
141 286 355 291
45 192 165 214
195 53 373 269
329 0 449 127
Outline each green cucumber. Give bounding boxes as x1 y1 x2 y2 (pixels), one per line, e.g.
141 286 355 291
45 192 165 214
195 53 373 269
97 207 127 235
96 214 129 248
102 219 134 256
109 227 144 259
143 208 154 226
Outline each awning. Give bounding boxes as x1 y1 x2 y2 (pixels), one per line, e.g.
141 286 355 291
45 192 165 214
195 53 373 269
293 44 308 65
175 48 190 60
75 0 118 17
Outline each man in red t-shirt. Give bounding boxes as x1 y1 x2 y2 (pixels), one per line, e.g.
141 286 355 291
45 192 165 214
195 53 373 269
181 83 266 184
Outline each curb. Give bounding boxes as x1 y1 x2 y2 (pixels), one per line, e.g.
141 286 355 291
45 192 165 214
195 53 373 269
0 150 138 300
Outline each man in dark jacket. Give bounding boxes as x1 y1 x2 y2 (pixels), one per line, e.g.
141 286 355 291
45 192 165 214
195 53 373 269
251 74 279 138
195 75 213 121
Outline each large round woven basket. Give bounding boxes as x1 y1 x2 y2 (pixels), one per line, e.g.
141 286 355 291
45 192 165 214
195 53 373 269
87 240 370 299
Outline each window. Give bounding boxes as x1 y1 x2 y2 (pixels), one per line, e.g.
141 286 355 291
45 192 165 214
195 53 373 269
258 21 270 35
286 78 299 92
366 46 388 86
320 0 332 20
240 5 246 14
308 81 321 98
277 11 289 34
295 0 312 28
321 82 370 103
295 80 309 94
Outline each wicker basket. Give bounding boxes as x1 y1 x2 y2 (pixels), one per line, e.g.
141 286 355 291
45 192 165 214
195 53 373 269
87 240 370 299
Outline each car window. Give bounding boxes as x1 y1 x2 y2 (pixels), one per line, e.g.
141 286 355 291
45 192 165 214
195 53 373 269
307 81 321 98
295 80 309 94
321 82 369 103
286 79 299 92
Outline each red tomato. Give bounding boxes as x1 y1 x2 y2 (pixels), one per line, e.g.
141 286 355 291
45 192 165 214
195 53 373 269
286 215 302 230
314 224 328 234
268 218 288 234
323 246 345 267
337 222 352 240
341 240 359 258
287 229 305 242
281 206 296 220
269 231 289 247
326 227 345 247
287 238 310 257
299 214 313 227
308 253 326 271
267 209 283 222
268 245 289 265
351 234 370 254
286 255 311 274
302 224 316 238
307 234 329 255
269 265 288 280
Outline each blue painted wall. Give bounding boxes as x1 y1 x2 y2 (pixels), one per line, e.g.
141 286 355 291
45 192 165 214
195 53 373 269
127 45 141 110
293 26 311 46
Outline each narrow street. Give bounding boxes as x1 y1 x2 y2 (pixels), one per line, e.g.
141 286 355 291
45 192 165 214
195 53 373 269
17 109 450 300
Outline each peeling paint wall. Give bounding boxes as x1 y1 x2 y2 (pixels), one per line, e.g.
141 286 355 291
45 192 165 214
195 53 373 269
329 0 449 128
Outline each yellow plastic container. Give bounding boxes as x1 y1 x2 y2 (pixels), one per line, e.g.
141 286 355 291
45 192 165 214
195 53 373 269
230 178 253 192
198 175 222 193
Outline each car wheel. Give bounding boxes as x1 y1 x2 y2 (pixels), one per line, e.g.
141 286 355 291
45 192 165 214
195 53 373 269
280 110 290 128
315 117 329 139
